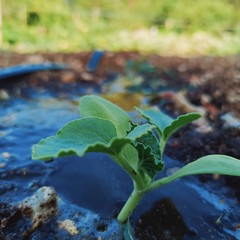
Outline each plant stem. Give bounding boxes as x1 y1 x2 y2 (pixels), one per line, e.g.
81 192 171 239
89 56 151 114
141 175 173 193
114 153 146 189
117 185 144 224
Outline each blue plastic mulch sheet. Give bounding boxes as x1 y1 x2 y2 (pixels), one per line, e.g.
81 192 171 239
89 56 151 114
87 50 104 72
0 63 67 80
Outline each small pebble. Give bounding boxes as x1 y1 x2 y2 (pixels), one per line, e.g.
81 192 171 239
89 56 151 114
221 113 240 128
0 163 6 168
58 219 79 235
1 152 10 159
0 89 9 100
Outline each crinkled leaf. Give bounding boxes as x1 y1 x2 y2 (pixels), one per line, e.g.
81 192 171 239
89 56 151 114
134 131 164 179
136 131 162 166
112 124 155 154
137 108 201 139
136 143 163 179
80 95 131 136
147 155 240 191
119 124 157 180
126 121 138 134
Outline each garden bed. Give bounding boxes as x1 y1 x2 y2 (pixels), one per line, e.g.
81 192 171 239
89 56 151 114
0 51 240 239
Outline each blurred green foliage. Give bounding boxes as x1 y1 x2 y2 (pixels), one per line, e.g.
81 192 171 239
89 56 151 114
1 0 240 55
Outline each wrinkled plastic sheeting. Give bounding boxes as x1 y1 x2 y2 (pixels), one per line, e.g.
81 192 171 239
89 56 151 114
33 199 121 239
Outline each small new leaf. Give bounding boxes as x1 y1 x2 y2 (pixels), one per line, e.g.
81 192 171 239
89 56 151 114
137 108 201 140
136 143 163 179
134 131 164 179
164 112 202 140
136 108 173 137
127 124 155 140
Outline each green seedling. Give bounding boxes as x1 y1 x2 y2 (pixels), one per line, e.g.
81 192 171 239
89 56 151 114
32 95 240 224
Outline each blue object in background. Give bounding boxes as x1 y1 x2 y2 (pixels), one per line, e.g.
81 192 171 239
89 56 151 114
0 63 67 80
87 50 104 72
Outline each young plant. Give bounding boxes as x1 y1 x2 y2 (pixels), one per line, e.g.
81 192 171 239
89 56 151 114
32 95 240 224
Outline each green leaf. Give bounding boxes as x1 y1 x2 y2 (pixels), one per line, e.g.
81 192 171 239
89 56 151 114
136 108 173 137
117 124 157 182
32 117 154 161
134 131 164 179
113 124 155 154
137 108 201 140
136 143 163 179
136 131 162 166
126 124 155 140
120 143 139 173
80 95 131 136
119 127 163 181
32 117 118 160
164 112 202 140
146 155 240 192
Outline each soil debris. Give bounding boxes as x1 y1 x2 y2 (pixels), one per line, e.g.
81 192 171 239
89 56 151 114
19 186 58 239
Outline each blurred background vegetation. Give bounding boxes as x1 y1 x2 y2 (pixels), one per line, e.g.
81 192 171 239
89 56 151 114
1 0 240 56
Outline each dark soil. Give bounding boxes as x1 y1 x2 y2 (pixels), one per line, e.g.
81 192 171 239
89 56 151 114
0 51 240 240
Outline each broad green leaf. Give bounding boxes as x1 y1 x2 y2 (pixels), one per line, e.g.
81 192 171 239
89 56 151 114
146 155 240 192
137 108 201 140
32 117 118 160
80 95 131 136
32 118 154 161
